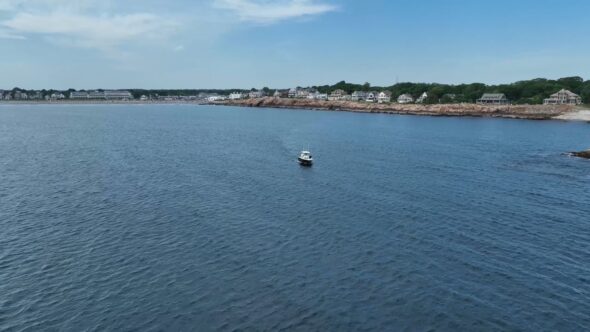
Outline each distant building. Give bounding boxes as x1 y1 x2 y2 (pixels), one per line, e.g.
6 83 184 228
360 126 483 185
296 89 314 99
105 90 133 100
272 90 288 98
416 92 428 103
477 93 509 105
307 92 328 100
14 91 27 100
248 90 265 99
328 89 349 101
378 91 392 103
207 95 227 102
351 91 368 101
366 91 379 103
543 89 582 105
70 91 89 99
50 92 66 100
140 95 149 101
288 88 298 98
230 92 246 100
88 91 106 99
397 94 414 104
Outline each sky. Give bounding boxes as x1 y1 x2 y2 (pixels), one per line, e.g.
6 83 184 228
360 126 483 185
1 0 589 89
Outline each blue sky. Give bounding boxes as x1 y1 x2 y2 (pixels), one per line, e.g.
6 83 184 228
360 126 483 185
1 0 589 89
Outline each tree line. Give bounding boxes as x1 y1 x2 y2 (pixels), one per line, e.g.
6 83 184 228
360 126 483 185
312 77 589 104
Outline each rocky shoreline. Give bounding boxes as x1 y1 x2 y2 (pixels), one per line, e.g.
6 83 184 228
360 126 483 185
216 97 579 120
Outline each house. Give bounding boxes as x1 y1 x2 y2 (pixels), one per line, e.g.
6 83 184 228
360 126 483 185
328 89 348 101
140 95 149 101
288 88 298 98
14 91 27 100
230 92 246 100
207 95 227 102
307 92 328 100
273 90 288 98
543 89 582 105
351 91 368 101
365 91 379 102
477 93 509 105
50 92 65 100
296 89 314 99
416 92 428 103
378 91 392 103
397 94 414 104
105 90 133 100
248 90 265 98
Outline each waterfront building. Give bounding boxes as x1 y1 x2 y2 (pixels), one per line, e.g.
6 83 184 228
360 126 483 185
88 91 106 99
477 93 509 105
296 89 314 99
14 91 27 100
416 92 428 103
248 90 265 99
274 90 289 98
351 91 368 101
230 92 245 100
543 89 582 105
288 88 298 98
105 90 133 100
398 94 414 104
307 92 328 100
366 91 379 103
70 91 88 99
328 89 348 101
51 92 66 100
378 91 392 103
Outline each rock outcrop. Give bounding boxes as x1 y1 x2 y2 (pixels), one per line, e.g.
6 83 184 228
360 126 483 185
571 150 590 159
215 97 577 120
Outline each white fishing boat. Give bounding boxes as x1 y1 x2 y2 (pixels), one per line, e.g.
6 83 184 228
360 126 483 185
298 150 313 166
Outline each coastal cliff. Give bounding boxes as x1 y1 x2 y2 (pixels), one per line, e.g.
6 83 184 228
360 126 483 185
216 97 577 120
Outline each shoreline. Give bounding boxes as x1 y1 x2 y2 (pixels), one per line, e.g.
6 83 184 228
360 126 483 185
1 98 587 122
215 97 584 121
0 100 206 105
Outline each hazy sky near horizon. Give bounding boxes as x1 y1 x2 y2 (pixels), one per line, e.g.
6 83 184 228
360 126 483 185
1 0 589 89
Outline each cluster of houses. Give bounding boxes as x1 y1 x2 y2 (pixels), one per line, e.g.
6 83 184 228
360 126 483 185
227 87 584 106
0 89 134 101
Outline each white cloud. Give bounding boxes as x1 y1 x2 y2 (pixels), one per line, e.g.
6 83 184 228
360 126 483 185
0 0 178 55
2 11 177 54
214 0 337 24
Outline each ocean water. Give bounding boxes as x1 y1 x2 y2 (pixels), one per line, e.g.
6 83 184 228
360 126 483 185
1 104 589 331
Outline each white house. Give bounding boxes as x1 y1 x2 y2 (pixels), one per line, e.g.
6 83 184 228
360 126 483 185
230 92 245 100
296 89 314 99
543 89 582 105
308 92 328 100
397 94 414 104
378 91 392 103
50 92 65 100
416 92 428 103
248 90 265 98
288 88 298 98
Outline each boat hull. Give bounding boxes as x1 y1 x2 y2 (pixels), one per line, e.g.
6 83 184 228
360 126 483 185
298 158 313 166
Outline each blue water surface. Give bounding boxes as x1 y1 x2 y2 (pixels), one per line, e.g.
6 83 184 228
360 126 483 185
1 104 589 331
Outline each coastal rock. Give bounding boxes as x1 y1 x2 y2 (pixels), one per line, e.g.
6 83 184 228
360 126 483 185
216 97 577 120
570 150 590 159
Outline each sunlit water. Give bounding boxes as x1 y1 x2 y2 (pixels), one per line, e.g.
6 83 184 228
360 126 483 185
1 104 589 331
